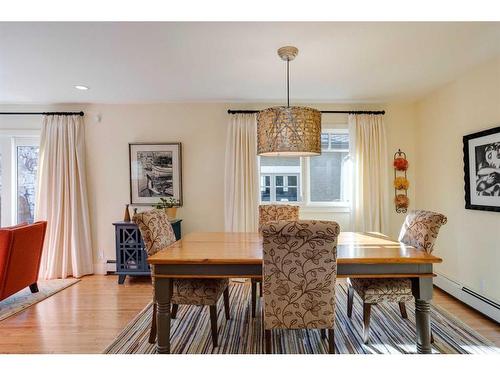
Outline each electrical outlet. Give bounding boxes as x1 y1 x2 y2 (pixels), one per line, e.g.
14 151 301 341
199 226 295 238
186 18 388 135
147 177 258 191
98 250 104 260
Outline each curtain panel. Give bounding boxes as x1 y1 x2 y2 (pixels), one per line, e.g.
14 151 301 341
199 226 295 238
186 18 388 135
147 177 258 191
224 114 259 232
348 114 389 234
35 115 93 279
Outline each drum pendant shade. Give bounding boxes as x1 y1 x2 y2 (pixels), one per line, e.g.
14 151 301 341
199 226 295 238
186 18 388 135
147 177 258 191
257 46 321 157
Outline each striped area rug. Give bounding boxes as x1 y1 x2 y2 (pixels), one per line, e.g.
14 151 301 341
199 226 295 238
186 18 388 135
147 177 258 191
104 283 499 354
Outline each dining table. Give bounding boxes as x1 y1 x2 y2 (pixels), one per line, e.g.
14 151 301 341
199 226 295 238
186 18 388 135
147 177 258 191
148 231 442 354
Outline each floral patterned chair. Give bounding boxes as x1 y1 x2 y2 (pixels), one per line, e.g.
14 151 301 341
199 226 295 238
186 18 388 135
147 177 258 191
347 210 447 343
133 209 230 348
259 204 300 231
262 220 340 354
250 204 300 318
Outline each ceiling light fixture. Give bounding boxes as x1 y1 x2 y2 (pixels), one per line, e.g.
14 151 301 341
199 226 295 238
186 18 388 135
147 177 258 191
74 85 89 91
257 46 321 157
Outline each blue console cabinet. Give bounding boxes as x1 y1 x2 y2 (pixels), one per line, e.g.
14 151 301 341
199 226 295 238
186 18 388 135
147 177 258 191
112 219 182 284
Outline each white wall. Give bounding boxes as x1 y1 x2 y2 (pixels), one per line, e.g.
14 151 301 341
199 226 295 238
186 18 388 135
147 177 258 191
85 101 417 269
415 57 500 304
0 101 417 272
84 103 228 269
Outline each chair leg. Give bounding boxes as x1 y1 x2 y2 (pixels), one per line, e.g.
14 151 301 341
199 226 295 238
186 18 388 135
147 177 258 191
223 287 230 320
328 328 335 354
209 305 218 348
399 302 408 319
347 284 354 318
265 329 272 354
320 329 327 339
363 303 372 344
171 304 179 319
149 302 157 344
251 279 257 318
259 281 262 296
29 283 39 293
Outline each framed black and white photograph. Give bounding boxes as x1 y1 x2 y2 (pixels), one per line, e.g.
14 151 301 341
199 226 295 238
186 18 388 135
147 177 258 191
129 143 183 206
463 126 500 212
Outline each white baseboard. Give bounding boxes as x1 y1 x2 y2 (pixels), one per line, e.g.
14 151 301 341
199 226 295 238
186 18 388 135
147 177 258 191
93 262 107 275
434 273 500 323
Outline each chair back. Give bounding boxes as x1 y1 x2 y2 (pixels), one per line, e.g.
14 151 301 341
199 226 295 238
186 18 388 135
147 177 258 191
398 210 447 253
0 221 47 301
261 220 340 330
258 204 299 230
133 209 176 256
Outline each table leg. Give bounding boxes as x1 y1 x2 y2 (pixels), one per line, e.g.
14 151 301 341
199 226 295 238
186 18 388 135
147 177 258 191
155 277 172 354
411 277 433 354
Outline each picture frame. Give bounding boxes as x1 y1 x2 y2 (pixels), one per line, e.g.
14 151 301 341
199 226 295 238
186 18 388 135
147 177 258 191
129 142 183 206
463 126 500 212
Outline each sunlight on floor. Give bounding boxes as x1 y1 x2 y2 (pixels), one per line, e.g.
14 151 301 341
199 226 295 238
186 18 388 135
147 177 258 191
365 343 441 354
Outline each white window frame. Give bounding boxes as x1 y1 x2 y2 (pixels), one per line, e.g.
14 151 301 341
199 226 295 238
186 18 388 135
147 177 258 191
0 130 40 226
258 126 351 212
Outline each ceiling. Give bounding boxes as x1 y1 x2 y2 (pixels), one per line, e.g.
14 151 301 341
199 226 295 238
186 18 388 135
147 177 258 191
1 22 500 104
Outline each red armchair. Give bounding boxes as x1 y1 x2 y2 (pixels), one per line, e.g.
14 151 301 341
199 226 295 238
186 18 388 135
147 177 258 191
0 221 47 301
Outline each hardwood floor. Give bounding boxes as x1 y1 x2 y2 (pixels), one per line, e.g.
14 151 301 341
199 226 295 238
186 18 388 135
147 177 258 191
433 287 500 346
0 275 152 354
0 275 498 353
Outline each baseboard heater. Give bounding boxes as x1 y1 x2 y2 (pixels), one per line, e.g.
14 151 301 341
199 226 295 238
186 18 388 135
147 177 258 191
106 260 117 274
462 287 500 311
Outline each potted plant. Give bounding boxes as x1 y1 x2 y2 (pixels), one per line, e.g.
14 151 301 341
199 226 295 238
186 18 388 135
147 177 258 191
154 197 180 220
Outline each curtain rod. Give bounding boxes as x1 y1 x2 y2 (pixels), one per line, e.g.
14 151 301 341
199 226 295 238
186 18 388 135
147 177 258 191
0 111 84 116
227 109 384 115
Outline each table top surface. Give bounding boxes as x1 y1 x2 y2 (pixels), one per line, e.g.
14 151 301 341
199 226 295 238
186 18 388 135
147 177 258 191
148 231 443 265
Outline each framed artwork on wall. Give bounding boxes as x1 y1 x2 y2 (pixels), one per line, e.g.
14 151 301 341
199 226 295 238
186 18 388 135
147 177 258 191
129 142 183 206
463 126 500 212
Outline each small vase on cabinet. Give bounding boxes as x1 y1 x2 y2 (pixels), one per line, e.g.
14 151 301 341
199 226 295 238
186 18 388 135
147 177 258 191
123 204 131 222
166 207 177 219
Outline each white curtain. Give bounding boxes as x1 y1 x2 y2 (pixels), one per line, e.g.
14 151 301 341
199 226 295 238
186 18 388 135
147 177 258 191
224 114 259 232
348 114 389 233
36 115 93 279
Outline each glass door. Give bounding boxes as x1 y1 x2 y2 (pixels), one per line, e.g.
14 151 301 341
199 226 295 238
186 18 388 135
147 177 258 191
15 139 40 223
0 136 40 226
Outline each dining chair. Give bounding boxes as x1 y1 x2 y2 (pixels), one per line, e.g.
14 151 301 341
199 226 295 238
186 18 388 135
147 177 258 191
262 220 340 354
258 204 300 231
251 204 300 318
347 210 447 343
133 209 230 348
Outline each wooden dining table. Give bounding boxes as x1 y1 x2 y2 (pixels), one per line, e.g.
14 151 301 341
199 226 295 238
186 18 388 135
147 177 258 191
148 231 442 354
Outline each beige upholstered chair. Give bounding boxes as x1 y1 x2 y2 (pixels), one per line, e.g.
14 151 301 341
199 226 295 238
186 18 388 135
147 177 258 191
258 204 300 230
251 204 300 317
133 209 230 348
347 210 447 343
262 220 340 354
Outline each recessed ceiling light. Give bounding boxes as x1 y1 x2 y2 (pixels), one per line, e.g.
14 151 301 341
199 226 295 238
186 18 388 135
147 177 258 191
74 85 89 90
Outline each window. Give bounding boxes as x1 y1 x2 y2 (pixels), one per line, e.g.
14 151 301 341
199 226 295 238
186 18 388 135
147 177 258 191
259 129 351 207
309 132 351 203
16 145 39 223
0 136 40 226
259 157 301 202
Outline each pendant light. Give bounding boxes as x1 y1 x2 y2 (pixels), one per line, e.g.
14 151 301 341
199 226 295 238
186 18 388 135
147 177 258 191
257 46 321 157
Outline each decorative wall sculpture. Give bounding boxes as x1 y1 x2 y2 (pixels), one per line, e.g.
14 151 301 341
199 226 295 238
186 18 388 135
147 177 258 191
393 149 409 213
